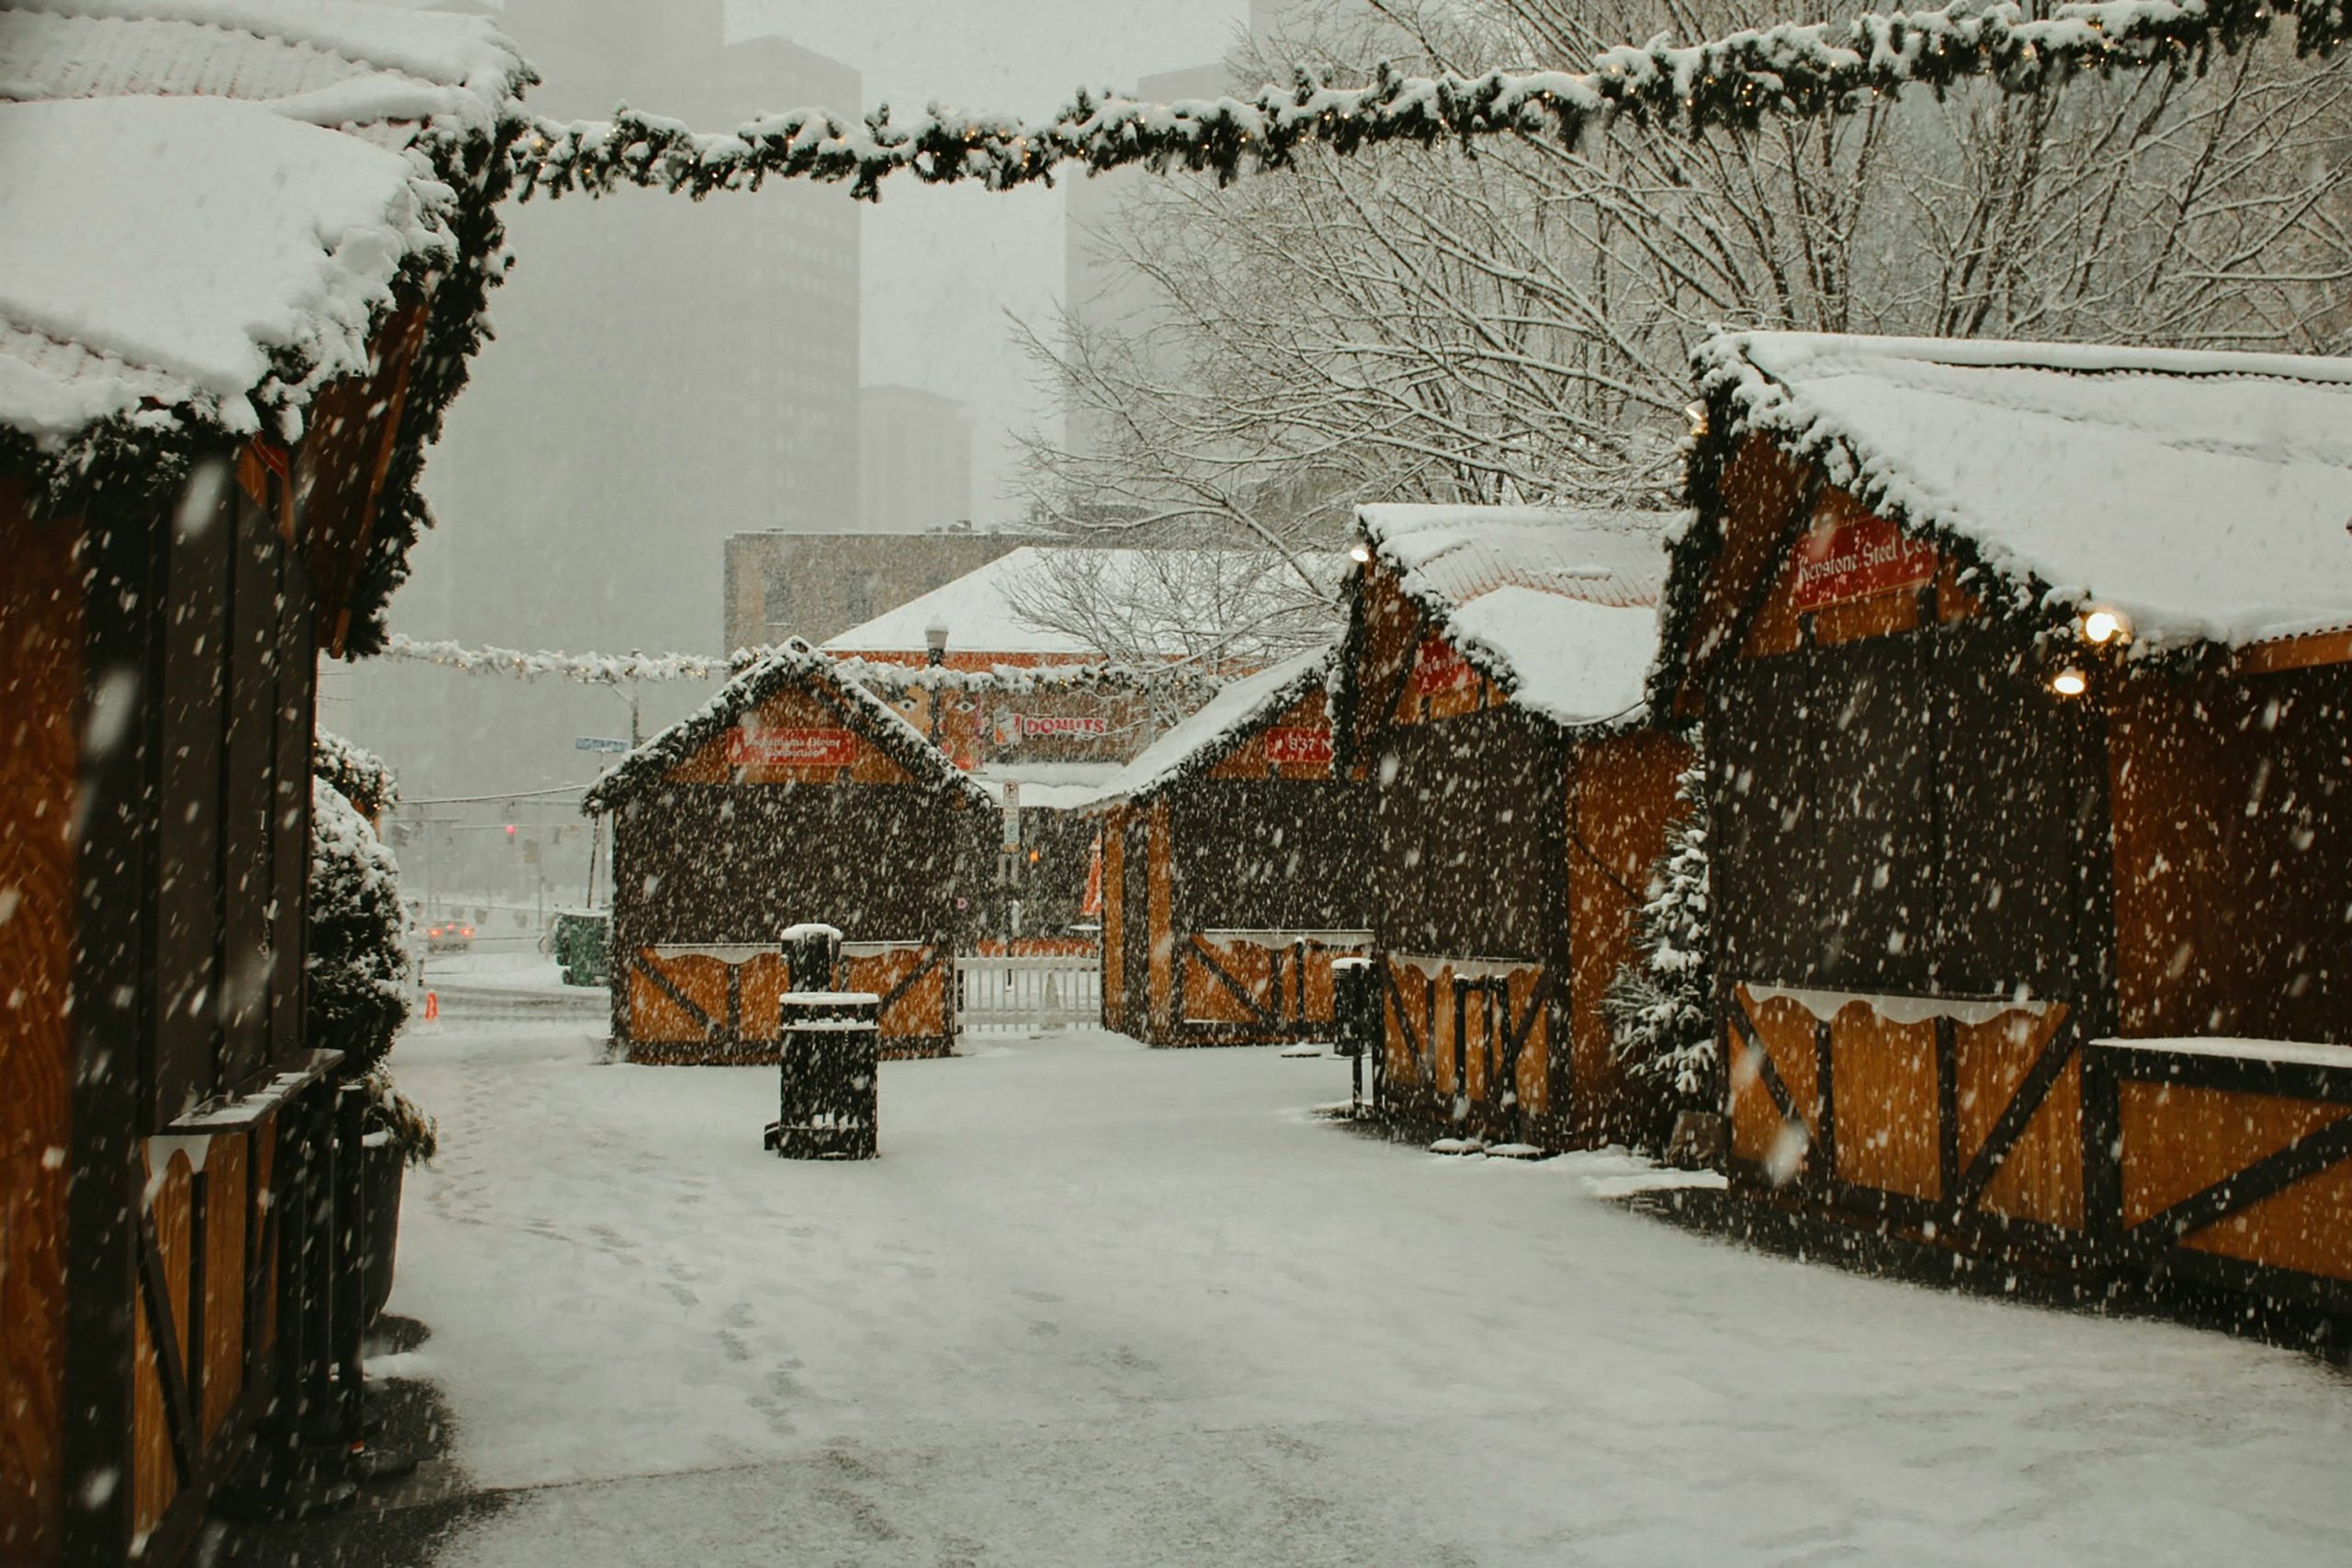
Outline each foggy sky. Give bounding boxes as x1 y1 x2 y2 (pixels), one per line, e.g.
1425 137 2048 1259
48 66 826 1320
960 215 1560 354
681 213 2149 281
733 0 1251 525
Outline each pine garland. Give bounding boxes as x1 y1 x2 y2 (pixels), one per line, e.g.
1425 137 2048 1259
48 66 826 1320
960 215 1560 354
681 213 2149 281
512 0 2348 204
381 633 1229 700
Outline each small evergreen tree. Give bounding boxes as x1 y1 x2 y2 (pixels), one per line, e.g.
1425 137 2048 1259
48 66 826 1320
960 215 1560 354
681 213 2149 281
309 777 436 1162
1604 761 1716 1145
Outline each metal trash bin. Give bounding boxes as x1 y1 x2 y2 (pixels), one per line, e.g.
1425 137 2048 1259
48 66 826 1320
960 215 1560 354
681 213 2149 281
780 920 843 993
763 988 881 1159
1331 956 1379 1115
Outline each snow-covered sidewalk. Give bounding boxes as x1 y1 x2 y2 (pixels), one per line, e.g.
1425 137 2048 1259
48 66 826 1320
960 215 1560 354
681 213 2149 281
388 1015 2351 1566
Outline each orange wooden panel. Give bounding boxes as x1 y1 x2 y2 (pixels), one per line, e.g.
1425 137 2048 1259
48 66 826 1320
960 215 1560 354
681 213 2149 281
2184 1153 2352 1282
0 480 77 1564
1831 1009 1941 1201
1566 732 1693 1140
2233 626 2352 675
253 1114 278 1354
734 953 790 1041
2120 1082 2348 1227
1147 802 1173 1032
1730 990 1822 1176
1383 958 1432 1089
628 953 712 1045
1506 964 1549 1117
1183 940 1270 1026
843 947 943 1039
132 1153 195 1541
1948 1008 2086 1227
201 1134 250 1439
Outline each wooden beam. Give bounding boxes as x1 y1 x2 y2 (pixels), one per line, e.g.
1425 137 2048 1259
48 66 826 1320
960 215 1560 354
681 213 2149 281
2130 1111 2352 1247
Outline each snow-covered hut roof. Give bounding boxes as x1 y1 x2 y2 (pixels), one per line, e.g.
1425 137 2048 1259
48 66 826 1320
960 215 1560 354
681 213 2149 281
583 646 991 814
1355 504 1677 729
821 546 1338 661
1077 644 1333 811
0 0 532 650
1687 332 2352 654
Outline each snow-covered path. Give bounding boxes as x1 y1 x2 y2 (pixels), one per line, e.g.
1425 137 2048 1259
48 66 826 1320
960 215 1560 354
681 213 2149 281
388 1010 2351 1566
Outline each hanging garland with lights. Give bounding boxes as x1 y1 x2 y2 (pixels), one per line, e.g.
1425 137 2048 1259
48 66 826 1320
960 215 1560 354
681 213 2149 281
380 633 1230 700
513 0 2347 204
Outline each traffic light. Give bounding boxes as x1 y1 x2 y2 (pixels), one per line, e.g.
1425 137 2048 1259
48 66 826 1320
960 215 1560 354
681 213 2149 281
504 823 517 839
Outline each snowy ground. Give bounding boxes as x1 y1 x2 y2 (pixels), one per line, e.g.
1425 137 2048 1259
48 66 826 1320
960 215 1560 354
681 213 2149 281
385 1003 2352 1567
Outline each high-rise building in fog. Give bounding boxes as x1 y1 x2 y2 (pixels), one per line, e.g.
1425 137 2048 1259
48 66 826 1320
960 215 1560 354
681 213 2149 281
859 385 976 535
328 1 865 797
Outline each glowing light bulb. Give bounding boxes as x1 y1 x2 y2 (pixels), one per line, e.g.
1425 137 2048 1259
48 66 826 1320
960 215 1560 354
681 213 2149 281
2082 607 2127 645
2052 669 2088 697
1349 542 1373 563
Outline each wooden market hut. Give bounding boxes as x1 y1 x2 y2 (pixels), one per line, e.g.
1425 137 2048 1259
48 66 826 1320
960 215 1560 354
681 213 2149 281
1086 646 1376 1045
585 648 995 1063
1665 331 2352 1311
1334 506 1691 1149
0 6 527 1562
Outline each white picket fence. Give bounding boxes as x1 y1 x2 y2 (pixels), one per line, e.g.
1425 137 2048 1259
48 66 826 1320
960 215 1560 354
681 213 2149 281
955 954 1102 1033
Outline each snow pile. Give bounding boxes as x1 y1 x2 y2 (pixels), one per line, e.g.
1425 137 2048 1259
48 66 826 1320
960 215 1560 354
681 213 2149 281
1076 644 1331 809
1356 504 1678 731
383 635 735 685
1697 333 2352 649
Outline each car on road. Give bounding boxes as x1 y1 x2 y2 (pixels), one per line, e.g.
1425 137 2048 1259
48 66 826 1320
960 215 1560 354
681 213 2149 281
423 916 475 953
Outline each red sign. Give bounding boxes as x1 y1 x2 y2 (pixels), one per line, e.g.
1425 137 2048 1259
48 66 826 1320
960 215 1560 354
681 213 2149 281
1790 515 1939 610
725 727 859 768
1015 714 1109 739
1263 725 1334 765
1412 636 1476 694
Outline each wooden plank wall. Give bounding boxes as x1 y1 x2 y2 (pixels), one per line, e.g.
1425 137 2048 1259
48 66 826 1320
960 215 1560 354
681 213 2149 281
0 481 79 1562
1565 731 1692 1145
1099 807 1128 1029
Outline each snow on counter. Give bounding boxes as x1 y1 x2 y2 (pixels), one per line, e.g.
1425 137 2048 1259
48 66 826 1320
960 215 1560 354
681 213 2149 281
1742 983 2057 1028
1697 332 2352 650
2092 1036 2352 1072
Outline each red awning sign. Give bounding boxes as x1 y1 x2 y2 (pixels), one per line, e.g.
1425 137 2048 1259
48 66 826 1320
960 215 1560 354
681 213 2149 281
727 727 859 768
1413 636 1476 694
1791 515 1939 610
1264 725 1334 765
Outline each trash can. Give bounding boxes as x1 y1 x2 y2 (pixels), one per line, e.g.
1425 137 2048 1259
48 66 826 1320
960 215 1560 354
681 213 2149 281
1332 956 1379 1114
763 988 881 1159
780 921 843 993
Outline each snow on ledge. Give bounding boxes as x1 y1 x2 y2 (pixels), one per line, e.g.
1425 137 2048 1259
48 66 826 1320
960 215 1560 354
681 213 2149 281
2091 1036 2352 1072
1742 984 2056 1028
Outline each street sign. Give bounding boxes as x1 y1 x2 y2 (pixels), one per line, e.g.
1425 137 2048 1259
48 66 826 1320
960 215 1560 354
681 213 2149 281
575 736 630 753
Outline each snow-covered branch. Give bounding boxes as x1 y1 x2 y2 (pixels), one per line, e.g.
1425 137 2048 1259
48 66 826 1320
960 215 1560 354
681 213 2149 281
513 0 2348 204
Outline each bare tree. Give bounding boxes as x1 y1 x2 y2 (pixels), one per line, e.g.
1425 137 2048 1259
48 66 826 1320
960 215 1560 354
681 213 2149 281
1020 0 2352 560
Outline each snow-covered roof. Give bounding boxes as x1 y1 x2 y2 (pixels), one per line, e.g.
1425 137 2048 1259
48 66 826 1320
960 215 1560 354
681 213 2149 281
1078 645 1333 810
1693 332 2352 651
584 646 990 814
1355 504 1677 730
822 547 1336 660
0 0 528 446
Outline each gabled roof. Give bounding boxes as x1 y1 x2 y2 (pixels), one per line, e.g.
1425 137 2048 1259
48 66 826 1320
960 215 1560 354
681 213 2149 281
0 0 532 652
1077 644 1334 811
821 546 1340 661
583 647 991 814
1686 333 2352 655
1354 504 1677 730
